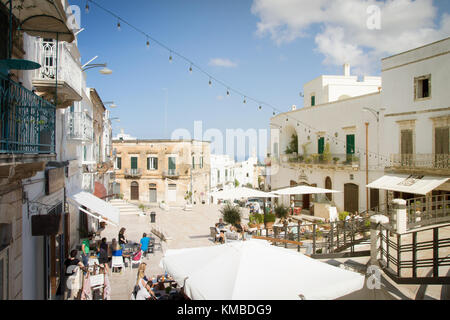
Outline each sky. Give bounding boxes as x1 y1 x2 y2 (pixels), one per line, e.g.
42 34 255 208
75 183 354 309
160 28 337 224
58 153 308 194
71 0 450 161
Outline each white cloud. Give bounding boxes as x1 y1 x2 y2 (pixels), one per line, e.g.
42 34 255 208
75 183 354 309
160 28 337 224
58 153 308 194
251 0 450 74
216 95 224 100
208 58 238 68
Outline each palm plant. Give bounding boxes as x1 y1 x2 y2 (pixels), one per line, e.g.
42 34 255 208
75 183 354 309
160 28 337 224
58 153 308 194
220 204 242 227
274 204 289 223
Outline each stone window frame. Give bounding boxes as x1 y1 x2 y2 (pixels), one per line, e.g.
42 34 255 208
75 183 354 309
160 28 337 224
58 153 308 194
414 74 432 101
396 119 416 155
146 154 158 171
430 115 450 155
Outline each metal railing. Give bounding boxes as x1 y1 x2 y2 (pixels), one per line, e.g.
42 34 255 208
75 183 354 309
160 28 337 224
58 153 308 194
82 173 95 192
391 154 449 169
163 169 179 177
124 168 142 177
66 111 93 141
378 222 450 284
0 73 56 153
280 153 360 167
34 39 82 96
406 194 450 229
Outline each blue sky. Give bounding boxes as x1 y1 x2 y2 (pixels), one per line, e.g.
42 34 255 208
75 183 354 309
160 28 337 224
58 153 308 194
71 0 450 160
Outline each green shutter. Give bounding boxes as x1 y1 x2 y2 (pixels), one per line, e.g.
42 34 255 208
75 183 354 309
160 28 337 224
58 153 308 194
131 157 138 169
318 137 324 154
168 157 176 170
154 157 158 170
147 157 150 170
346 134 355 154
117 157 121 169
311 95 316 106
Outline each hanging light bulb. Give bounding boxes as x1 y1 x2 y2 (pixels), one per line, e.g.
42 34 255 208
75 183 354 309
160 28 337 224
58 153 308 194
258 105 262 110
297 122 299 126
226 89 230 96
117 21 121 31
85 2 90 13
273 111 276 116
146 38 150 48
208 78 212 86
286 118 288 122
189 64 193 73
243 97 246 104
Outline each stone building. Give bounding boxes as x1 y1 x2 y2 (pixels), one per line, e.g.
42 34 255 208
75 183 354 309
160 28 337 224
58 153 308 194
113 139 211 207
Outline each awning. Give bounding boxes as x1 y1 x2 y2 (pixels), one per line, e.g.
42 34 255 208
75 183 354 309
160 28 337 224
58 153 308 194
367 174 450 195
273 185 341 195
1 0 75 42
209 187 277 200
68 191 119 226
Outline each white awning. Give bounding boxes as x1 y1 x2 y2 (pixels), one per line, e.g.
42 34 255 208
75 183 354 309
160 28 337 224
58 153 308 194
273 185 341 195
68 191 120 226
209 187 277 200
366 174 450 195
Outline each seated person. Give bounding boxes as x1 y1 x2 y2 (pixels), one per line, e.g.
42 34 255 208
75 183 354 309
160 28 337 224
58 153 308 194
136 280 157 300
215 223 225 244
140 233 151 255
217 218 226 229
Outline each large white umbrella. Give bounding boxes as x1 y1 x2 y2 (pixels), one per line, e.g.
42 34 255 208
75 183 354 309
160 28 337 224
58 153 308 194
160 239 365 300
209 187 277 200
273 185 341 195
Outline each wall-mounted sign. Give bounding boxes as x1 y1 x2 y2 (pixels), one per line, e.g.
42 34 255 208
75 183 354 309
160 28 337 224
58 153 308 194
45 167 65 195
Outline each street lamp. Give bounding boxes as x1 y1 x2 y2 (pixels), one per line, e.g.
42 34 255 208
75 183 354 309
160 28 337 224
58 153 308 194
103 101 118 108
82 63 112 74
110 117 120 122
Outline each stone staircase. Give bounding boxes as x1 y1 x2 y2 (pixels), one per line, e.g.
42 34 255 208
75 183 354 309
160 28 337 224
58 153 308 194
109 199 144 216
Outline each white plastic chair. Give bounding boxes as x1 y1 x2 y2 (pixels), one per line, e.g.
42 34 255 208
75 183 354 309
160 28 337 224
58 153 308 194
111 256 125 273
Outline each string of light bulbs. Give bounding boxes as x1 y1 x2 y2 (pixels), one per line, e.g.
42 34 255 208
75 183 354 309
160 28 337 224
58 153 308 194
84 0 397 168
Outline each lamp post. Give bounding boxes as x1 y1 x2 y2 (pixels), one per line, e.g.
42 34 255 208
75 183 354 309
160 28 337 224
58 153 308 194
103 101 118 108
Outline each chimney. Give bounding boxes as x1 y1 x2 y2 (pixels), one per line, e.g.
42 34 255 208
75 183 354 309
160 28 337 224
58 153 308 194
344 63 350 76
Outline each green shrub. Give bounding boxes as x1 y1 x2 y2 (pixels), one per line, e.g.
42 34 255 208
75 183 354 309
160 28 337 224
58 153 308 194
274 205 289 221
339 211 350 221
220 204 242 227
264 213 276 223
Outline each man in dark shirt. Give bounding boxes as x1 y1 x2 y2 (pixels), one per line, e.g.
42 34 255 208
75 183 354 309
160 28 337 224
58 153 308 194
63 249 85 299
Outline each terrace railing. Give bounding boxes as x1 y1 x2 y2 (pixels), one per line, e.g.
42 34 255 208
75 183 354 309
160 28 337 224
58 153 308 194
66 112 93 141
406 194 450 229
378 222 450 284
281 153 360 168
391 154 449 169
0 73 56 154
124 168 142 177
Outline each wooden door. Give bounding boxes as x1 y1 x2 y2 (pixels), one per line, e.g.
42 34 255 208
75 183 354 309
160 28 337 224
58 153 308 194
344 183 359 214
370 188 379 211
130 181 139 200
435 127 449 168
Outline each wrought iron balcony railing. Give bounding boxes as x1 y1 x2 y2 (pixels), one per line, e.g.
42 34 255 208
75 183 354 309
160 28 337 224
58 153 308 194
0 73 56 154
390 154 449 169
124 168 142 177
163 169 180 177
280 153 360 167
66 111 93 141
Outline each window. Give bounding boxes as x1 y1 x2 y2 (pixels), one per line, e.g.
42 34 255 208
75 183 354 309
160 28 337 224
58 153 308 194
217 170 220 183
168 157 176 175
147 157 158 170
192 156 195 169
0 247 9 300
318 137 325 154
346 134 355 154
131 157 138 169
200 156 204 169
225 169 228 179
116 157 122 169
83 145 87 161
415 75 431 100
311 95 316 106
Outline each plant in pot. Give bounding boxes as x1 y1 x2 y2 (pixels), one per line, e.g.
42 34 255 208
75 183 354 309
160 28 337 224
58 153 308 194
248 214 258 228
274 205 289 225
333 157 340 164
264 212 276 229
220 203 242 228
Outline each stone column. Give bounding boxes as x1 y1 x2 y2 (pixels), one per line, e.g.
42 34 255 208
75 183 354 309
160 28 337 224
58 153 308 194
370 214 389 265
392 198 407 234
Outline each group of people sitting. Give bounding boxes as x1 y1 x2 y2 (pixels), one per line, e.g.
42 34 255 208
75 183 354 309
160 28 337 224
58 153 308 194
132 263 177 300
213 218 249 244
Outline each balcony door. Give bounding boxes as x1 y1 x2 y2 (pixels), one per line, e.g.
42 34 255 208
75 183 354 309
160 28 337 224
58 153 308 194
130 181 139 200
401 129 413 165
168 157 176 175
435 127 449 168
131 157 138 174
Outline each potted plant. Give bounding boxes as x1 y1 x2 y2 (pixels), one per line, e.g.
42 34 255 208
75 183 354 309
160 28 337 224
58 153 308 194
333 157 340 164
248 214 258 228
220 204 242 228
339 211 350 221
264 213 276 229
274 205 289 224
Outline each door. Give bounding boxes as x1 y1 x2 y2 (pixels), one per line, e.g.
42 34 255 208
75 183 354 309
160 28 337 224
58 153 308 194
149 184 157 203
168 184 177 203
168 157 176 175
370 188 379 211
131 157 138 174
0 247 9 300
130 181 139 200
401 129 413 166
344 183 359 214
435 127 449 168
325 177 332 201
318 137 325 154
346 134 355 162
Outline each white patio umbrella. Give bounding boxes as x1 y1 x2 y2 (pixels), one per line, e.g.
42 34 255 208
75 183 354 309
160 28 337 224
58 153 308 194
209 187 277 200
273 185 341 195
160 239 365 300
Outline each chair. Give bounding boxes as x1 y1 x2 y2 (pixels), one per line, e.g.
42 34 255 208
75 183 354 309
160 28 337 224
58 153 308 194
210 227 220 242
130 250 143 269
111 256 125 273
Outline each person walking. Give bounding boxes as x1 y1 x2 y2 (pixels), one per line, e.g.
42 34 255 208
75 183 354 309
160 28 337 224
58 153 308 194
118 227 128 249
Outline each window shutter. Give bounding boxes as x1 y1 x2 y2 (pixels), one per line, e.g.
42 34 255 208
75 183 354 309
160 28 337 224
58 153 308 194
346 134 355 154
401 130 413 154
435 127 449 155
147 158 150 170
154 157 158 170
131 157 138 169
117 157 121 169
318 137 324 154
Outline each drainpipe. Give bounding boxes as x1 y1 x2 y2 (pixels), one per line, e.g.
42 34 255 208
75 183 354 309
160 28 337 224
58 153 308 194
365 122 369 212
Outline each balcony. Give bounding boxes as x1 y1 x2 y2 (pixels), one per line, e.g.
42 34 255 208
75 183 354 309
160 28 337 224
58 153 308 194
82 173 95 193
162 169 180 178
124 168 142 178
32 39 82 109
389 154 449 174
0 73 56 155
280 153 360 169
66 112 93 141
